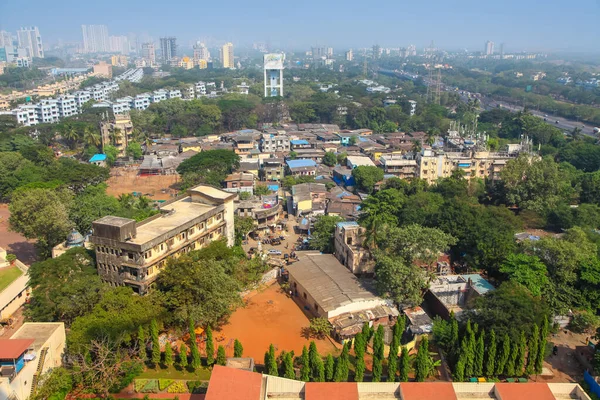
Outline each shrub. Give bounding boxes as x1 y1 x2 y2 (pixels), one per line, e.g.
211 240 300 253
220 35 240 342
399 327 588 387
308 317 331 338
187 380 209 394
141 379 158 393
109 361 144 393
166 380 188 394
570 311 600 333
158 378 174 391
134 379 148 392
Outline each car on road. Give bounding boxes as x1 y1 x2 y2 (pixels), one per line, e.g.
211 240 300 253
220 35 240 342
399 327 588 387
555 120 560 124
268 249 282 256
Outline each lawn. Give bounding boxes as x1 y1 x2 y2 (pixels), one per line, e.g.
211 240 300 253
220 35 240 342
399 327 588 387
0 266 23 292
137 365 212 381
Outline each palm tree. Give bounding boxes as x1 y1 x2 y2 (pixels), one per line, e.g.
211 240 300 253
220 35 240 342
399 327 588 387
412 139 422 154
61 122 80 149
83 127 101 148
570 127 582 141
109 128 122 146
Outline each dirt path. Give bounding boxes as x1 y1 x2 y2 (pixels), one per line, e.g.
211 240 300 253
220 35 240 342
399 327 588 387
542 330 589 382
106 168 180 201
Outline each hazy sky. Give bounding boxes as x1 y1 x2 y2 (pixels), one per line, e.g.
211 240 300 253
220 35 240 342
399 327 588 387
1 0 598 52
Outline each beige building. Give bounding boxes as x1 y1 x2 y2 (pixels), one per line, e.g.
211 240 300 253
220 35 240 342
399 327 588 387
0 322 66 400
93 61 112 78
91 185 236 295
111 55 128 67
380 156 418 179
334 222 373 274
222 42 234 69
0 248 29 321
100 113 134 156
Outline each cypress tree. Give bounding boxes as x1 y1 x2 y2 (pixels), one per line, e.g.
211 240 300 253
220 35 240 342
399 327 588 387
234 339 244 358
515 331 527 376
268 344 278 376
217 345 227 366
300 346 310 381
415 336 430 382
283 352 295 380
325 354 335 381
205 325 214 366
334 342 350 382
474 329 485 376
355 355 365 382
526 324 540 375
190 341 202 370
374 325 385 361
461 336 473 378
179 343 188 369
453 357 465 382
314 356 325 382
164 344 174 367
485 330 496 377
354 333 365 357
309 341 320 381
388 332 399 382
150 319 160 367
496 333 510 376
394 316 405 345
399 346 410 382
449 314 459 362
536 318 548 374
138 325 147 361
372 356 383 382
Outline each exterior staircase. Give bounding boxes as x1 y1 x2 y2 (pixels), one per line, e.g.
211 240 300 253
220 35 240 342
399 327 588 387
29 347 48 397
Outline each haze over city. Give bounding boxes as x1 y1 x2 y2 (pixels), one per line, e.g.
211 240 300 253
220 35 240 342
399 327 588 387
1 0 599 51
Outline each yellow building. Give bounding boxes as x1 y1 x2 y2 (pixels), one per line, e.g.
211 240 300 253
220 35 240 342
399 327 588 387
197 59 208 69
179 56 194 70
111 55 128 67
222 42 234 69
93 61 112 78
100 114 134 156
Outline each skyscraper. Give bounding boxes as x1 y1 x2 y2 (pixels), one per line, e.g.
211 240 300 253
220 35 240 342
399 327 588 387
82 25 109 53
109 36 129 54
193 42 210 62
160 37 177 63
0 31 12 48
345 49 353 61
17 27 44 58
485 40 495 55
141 42 156 66
221 42 234 69
264 53 285 97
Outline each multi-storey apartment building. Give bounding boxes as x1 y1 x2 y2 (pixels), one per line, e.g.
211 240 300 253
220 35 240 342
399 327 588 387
91 185 236 295
56 96 78 118
334 221 373 274
100 113 134 156
380 155 418 179
36 100 59 124
260 133 290 153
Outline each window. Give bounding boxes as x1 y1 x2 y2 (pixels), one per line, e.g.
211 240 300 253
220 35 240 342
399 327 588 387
216 213 222 221
128 253 134 260
347 237 353 245
314 303 319 311
303 292 307 300
167 239 174 246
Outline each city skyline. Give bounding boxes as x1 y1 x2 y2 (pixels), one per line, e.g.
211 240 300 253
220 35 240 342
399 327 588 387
0 0 598 53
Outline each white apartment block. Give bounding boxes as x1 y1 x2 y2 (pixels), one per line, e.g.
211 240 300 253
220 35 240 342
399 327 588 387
14 105 38 126
132 94 151 110
112 97 132 114
261 133 290 152
167 90 181 99
36 100 59 124
195 81 207 96
56 96 78 118
151 90 167 103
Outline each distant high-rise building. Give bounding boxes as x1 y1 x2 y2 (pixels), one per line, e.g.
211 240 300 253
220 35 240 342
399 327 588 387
81 25 109 53
485 40 495 55
160 37 177 63
264 53 285 97
372 44 381 59
500 43 505 58
326 47 334 57
221 42 234 69
345 49 353 61
141 43 156 66
311 46 326 60
0 31 12 48
109 36 129 54
17 27 44 58
193 42 210 62
408 44 417 56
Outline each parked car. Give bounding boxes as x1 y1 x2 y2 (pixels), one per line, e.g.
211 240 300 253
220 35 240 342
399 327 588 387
268 249 282 256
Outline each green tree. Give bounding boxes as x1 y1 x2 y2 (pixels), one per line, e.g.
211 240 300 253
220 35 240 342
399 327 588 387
333 342 350 382
322 151 337 167
150 319 161 367
179 343 188 369
103 144 119 166
300 346 310 381
314 356 325 382
454 358 465 382
352 165 384 194
399 346 410 382
309 341 320 381
515 331 527 376
474 330 485 376
372 355 383 382
388 329 400 382
217 345 227 366
325 354 334 382
485 330 497 377
283 352 295 379
83 127 101 148
164 344 174 367
525 324 540 375
374 254 428 307
506 342 518 377
125 142 143 159
374 325 385 361
234 339 243 358
355 355 366 382
497 333 511 376
205 325 214 366
254 184 270 196
415 336 432 382
499 254 549 297
309 215 345 253
536 318 548 374
138 325 147 361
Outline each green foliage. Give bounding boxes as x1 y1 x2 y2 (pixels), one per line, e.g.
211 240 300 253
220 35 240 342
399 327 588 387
216 345 227 366
355 355 365 382
352 165 384 194
166 380 189 394
322 151 337 167
187 380 209 394
536 318 549 374
388 327 400 382
283 352 296 379
178 343 188 369
254 184 270 196
31 367 73 400
164 344 174 367
234 339 244 358
515 331 527 376
414 336 433 382
373 254 428 307
177 149 239 179
372 355 383 382
398 346 410 382
25 248 103 326
159 379 174 391
569 311 600 333
333 342 350 382
500 254 549 297
325 354 334 382
373 325 385 361
238 190 251 200
309 215 345 253
141 379 159 393
126 142 143 159
204 325 214 367
135 379 149 392
300 346 310 381
474 330 485 376
265 344 278 376
151 319 161 366
485 330 497 377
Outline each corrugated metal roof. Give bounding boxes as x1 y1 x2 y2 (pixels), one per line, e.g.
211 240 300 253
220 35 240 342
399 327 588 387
286 159 317 168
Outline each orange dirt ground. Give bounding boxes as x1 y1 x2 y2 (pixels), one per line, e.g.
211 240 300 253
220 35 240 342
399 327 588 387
216 284 339 361
0 204 37 265
106 168 180 201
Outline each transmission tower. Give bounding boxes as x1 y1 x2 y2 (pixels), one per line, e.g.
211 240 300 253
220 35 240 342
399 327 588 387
434 67 442 105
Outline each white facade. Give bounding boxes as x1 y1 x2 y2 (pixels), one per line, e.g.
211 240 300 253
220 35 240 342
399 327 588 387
167 89 182 99
193 42 210 61
36 100 59 124
263 53 284 97
0 31 12 48
82 24 109 53
14 105 38 126
133 94 151 110
17 26 43 58
195 81 207 96
408 100 417 116
56 96 77 118
109 35 129 54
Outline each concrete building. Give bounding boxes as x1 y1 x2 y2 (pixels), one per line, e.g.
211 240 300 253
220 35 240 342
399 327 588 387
346 155 376 169
17 27 43 58
0 248 29 321
0 322 66 400
334 222 372 274
425 274 494 320
160 37 177 63
408 100 417 116
261 158 285 181
260 133 290 153
56 95 78 118
93 61 112 78
263 53 284 97
206 365 592 400
221 42 234 69
81 24 109 53
345 49 353 61
109 35 129 54
286 159 317 177
111 54 128 67
90 185 236 295
485 40 495 55
0 31 12 48
141 42 156 66
193 41 209 62
380 155 418 179
235 195 281 231
100 113 134 156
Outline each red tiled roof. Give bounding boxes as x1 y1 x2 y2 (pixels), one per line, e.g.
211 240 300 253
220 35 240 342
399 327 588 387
0 339 34 359
400 382 457 400
205 365 262 400
305 382 359 400
495 383 555 400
